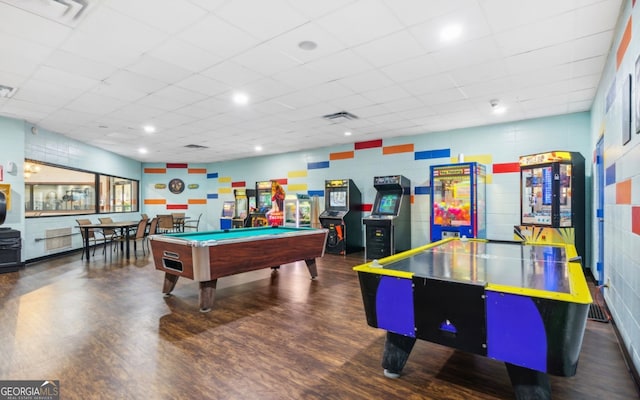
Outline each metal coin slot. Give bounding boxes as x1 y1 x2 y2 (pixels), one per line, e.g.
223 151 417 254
163 251 180 259
162 258 183 272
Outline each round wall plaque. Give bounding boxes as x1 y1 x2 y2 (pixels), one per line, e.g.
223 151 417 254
168 178 185 194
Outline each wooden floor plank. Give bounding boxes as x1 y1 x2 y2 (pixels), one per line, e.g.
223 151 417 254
0 251 637 400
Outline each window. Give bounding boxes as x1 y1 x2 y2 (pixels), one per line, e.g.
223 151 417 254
24 160 139 217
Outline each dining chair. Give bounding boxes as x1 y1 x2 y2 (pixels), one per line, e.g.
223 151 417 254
98 217 124 254
171 212 186 232
157 214 175 233
145 217 159 252
183 213 202 232
76 218 107 258
111 218 149 258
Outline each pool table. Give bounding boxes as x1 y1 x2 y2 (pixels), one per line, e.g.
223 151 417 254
353 238 592 400
149 226 328 312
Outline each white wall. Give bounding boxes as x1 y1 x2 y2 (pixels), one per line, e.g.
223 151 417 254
590 0 640 375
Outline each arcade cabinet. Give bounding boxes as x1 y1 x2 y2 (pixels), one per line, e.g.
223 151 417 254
220 201 235 230
430 162 486 241
284 193 312 228
363 175 411 260
246 181 271 227
318 179 362 255
232 188 255 228
0 189 21 274
515 151 585 262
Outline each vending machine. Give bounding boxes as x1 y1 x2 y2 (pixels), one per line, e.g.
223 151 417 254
430 162 486 241
284 193 312 228
319 179 362 254
362 175 411 259
515 151 585 260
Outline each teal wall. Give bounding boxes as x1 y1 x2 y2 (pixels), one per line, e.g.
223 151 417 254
0 115 142 261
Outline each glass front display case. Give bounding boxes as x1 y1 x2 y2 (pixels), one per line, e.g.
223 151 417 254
519 151 584 228
430 162 486 241
284 194 311 227
517 151 585 262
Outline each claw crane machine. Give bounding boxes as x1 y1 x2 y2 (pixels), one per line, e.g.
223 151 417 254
515 151 585 262
430 162 486 241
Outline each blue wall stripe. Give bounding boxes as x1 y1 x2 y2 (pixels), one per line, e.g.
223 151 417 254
605 164 616 186
207 193 218 199
307 161 330 170
414 186 430 195
207 172 219 179
414 148 451 160
308 190 324 197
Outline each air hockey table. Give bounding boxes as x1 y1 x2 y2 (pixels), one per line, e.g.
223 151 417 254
353 238 592 400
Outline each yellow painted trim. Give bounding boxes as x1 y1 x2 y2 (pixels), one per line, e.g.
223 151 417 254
287 183 308 192
288 170 308 178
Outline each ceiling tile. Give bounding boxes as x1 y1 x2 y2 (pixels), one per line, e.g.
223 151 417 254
104 0 208 34
353 30 426 68
216 0 309 39
178 14 260 58
315 0 405 47
148 38 223 73
175 74 229 97
104 70 168 94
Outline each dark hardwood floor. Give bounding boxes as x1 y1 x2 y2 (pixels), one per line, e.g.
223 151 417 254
0 249 638 400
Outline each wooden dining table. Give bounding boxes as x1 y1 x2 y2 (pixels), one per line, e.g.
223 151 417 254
78 220 140 261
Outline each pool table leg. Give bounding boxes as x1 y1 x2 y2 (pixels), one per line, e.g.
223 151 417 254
304 258 318 279
505 362 551 400
381 331 416 378
199 279 217 313
162 273 179 296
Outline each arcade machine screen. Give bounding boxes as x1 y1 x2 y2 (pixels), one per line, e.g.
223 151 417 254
258 192 271 212
236 197 248 218
377 193 399 215
329 190 347 209
221 201 234 218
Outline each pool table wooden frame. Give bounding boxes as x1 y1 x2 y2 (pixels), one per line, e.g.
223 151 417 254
149 226 328 312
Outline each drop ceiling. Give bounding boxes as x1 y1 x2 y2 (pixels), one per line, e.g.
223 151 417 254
0 0 623 163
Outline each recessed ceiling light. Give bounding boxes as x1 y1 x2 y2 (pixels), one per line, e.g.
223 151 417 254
493 106 507 115
489 99 506 114
138 148 148 154
298 40 317 51
440 24 462 42
143 125 156 133
344 131 352 136
254 145 263 152
233 92 249 105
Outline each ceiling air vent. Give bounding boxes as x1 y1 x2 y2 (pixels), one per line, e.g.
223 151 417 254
184 144 209 149
0 84 17 98
322 111 359 123
1 0 89 27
